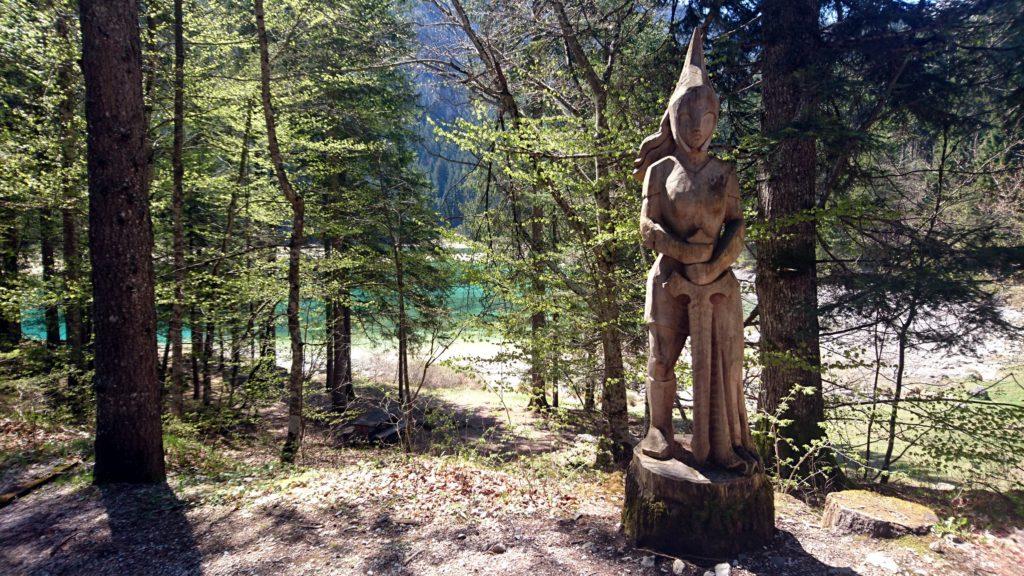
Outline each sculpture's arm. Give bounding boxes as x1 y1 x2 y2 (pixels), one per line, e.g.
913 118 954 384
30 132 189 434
704 217 744 277
640 163 713 264
685 170 744 284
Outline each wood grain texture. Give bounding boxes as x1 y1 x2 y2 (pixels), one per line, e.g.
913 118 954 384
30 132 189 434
623 441 774 558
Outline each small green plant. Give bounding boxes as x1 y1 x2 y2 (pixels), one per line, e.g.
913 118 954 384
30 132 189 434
931 515 970 538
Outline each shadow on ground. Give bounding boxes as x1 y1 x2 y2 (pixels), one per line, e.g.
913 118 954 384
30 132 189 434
308 385 608 462
875 483 1024 534
740 529 861 575
0 481 201 576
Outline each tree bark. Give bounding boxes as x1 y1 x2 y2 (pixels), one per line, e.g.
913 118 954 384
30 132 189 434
754 0 828 485
229 323 241 393
168 0 186 417
79 0 165 483
528 204 548 410
261 299 276 363
254 0 304 462
879 308 916 483
594 104 628 458
0 223 20 351
340 302 353 399
159 331 171 382
325 299 334 396
391 225 408 407
40 211 61 347
326 239 351 411
190 304 202 399
56 0 83 394
202 320 214 405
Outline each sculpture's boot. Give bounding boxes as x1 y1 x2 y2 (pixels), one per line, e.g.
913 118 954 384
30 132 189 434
735 444 763 474
640 376 677 459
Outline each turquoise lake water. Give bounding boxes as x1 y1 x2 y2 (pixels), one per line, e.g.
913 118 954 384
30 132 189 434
19 284 489 344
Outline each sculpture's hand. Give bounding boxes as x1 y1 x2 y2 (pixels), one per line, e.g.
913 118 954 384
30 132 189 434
689 242 714 263
648 223 715 264
683 262 714 285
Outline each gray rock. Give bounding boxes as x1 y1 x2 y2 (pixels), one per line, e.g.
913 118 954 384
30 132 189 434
969 386 990 400
487 543 506 554
864 551 899 573
672 559 688 575
929 539 945 553
641 555 656 568
714 562 730 576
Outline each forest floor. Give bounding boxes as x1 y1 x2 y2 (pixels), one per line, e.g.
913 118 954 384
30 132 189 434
1 379 1023 576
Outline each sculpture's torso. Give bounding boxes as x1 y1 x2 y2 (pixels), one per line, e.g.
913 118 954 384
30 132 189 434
651 155 733 265
644 155 738 330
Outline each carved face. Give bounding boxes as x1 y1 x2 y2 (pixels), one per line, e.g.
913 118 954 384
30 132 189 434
668 86 718 152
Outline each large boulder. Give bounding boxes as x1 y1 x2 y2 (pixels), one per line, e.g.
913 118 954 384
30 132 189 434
822 490 938 538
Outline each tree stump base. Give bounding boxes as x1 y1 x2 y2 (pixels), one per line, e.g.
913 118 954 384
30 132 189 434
822 490 938 538
622 436 774 559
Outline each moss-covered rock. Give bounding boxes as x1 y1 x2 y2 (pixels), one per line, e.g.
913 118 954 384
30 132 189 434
822 490 938 538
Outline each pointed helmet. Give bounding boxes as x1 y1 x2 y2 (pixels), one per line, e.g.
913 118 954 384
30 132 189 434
632 26 719 182
671 26 718 108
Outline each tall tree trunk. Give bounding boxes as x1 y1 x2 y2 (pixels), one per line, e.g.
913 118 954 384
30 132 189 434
0 223 20 351
79 0 165 483
584 348 596 412
326 297 334 393
201 320 214 405
863 320 884 478
394 234 407 407
217 325 225 377
56 0 84 395
255 0 304 462
262 300 276 363
326 239 351 410
549 2 628 456
168 0 186 417
190 304 202 399
879 308 916 483
390 223 412 451
159 332 171 382
754 0 829 485
596 254 627 455
549 218 559 408
229 323 241 392
40 211 61 347
528 204 548 410
550 311 559 409
324 238 335 396
339 300 353 401
593 97 628 458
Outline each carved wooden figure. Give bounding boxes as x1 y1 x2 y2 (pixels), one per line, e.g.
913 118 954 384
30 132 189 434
634 26 758 475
